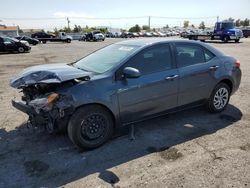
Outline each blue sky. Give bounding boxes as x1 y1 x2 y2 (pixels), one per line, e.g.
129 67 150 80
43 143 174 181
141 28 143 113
1 0 250 30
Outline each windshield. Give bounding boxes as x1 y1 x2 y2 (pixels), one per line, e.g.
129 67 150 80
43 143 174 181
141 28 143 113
4 37 19 42
222 22 234 29
74 44 139 73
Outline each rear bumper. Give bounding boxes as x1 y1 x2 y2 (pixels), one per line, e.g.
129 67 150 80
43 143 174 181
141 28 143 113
232 68 242 95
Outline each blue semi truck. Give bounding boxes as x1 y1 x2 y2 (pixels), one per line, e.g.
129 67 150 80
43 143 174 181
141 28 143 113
187 21 243 43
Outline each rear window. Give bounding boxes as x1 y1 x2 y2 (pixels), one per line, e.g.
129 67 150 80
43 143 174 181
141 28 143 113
175 43 215 67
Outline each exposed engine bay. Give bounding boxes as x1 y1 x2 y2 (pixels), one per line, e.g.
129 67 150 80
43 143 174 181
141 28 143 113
10 63 92 133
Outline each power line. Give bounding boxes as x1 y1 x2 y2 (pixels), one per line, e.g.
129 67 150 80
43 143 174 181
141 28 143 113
1 16 217 21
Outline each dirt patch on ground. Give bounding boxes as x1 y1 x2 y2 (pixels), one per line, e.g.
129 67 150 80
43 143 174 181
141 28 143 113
159 147 183 161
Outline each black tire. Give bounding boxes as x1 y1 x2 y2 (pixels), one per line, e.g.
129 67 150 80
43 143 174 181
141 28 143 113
42 41 47 44
17 46 25 53
235 39 240 43
66 39 71 43
68 105 114 149
206 83 231 113
222 36 229 43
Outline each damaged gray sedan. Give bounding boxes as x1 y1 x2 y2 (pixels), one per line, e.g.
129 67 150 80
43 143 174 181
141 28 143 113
10 39 241 149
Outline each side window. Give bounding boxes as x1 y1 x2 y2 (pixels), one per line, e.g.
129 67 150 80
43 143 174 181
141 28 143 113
3 38 13 43
175 44 205 67
204 49 215 62
127 44 172 75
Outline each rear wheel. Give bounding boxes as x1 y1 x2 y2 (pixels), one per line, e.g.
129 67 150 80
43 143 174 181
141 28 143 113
68 105 114 149
206 83 231 113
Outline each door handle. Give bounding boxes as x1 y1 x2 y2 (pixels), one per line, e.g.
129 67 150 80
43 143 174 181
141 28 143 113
165 75 179 80
209 65 219 70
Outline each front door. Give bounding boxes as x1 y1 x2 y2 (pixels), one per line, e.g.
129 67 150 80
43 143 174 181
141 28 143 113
3 38 16 51
117 44 179 123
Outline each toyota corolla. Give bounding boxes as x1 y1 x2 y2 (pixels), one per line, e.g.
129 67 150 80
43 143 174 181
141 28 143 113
10 39 241 149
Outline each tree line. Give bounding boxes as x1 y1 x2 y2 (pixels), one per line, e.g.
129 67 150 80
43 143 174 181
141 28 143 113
51 17 249 34
183 17 250 29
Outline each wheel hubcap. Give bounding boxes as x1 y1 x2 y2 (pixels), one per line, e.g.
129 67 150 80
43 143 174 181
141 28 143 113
213 87 229 110
80 114 107 140
19 47 24 52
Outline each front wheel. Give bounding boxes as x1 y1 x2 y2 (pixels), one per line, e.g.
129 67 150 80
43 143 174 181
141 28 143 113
222 36 229 43
68 105 114 149
17 46 25 53
206 83 231 113
235 39 240 43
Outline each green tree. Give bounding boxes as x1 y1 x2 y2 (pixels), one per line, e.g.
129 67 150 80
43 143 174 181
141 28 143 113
128 24 141 32
142 25 150 31
228 17 234 22
73 24 80 32
199 21 205 29
183 20 189 28
235 19 241 27
243 18 250 26
240 20 245 26
54 27 59 35
100 28 108 33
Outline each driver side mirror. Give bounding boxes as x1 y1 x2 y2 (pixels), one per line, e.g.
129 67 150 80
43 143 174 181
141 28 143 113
123 67 141 79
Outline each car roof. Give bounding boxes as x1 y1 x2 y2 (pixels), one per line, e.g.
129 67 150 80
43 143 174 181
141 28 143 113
116 38 202 47
116 38 224 56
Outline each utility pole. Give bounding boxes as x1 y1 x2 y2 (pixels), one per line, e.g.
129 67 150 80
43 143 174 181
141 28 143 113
217 16 219 22
66 17 70 30
148 16 151 31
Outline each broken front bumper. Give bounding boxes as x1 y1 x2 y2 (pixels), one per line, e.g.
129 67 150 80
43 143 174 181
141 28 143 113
12 100 34 115
12 99 74 132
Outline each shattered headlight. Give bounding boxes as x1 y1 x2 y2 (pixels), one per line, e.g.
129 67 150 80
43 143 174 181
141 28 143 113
28 93 59 113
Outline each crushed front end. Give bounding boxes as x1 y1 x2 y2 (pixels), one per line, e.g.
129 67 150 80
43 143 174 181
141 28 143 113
11 83 75 133
9 63 92 133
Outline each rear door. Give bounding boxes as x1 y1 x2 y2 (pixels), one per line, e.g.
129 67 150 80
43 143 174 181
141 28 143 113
174 42 218 106
117 44 179 123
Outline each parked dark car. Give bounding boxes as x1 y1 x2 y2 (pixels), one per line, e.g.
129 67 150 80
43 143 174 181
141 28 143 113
242 29 250 38
15 36 39 45
10 39 241 149
0 36 31 53
121 32 133 38
78 34 87 41
85 31 105 41
31 32 55 39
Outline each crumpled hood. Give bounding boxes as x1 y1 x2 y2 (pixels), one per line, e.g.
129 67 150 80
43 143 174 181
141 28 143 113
10 63 92 88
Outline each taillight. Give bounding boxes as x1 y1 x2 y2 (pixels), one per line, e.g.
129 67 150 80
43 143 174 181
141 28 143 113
235 60 240 68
